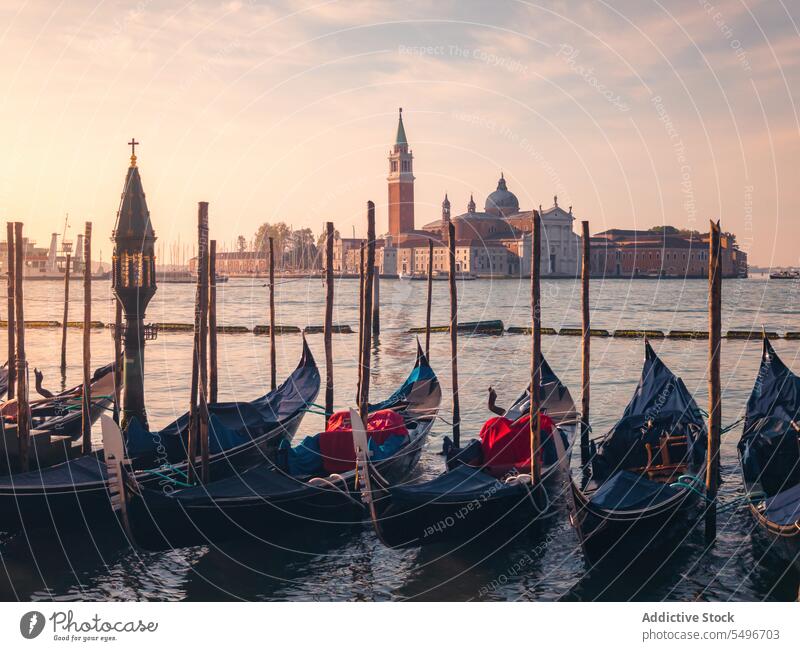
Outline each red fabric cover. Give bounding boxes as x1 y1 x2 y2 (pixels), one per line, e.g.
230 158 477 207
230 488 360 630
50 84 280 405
479 413 554 477
319 409 409 473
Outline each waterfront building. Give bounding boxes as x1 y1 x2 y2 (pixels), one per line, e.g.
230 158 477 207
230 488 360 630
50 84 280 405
589 229 748 278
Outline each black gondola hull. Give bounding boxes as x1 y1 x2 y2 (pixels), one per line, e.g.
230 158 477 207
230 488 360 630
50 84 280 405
0 411 307 534
569 479 700 566
371 477 553 548
127 416 435 551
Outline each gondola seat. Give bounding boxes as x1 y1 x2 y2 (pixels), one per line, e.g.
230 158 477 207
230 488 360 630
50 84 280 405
588 470 681 511
641 433 689 481
479 413 556 477
280 409 410 475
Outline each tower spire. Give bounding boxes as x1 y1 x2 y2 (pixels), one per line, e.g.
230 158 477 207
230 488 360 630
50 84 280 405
395 107 407 146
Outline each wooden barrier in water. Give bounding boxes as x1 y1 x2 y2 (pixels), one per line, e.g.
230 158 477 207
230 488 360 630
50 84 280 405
254 324 301 335
613 329 665 338
304 324 353 334
506 325 557 335
561 327 610 337
726 330 779 340
216 325 249 334
668 330 709 339
409 319 504 335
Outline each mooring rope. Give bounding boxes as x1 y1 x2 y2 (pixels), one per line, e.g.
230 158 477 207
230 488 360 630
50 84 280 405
139 467 194 488
669 473 765 511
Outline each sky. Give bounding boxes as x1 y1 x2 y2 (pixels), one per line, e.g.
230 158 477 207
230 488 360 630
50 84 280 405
1 0 798 266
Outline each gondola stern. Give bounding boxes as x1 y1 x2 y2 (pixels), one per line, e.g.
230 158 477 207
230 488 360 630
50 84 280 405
350 408 395 544
100 415 138 546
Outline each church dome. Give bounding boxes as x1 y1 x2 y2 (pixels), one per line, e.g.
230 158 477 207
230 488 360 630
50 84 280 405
484 174 519 216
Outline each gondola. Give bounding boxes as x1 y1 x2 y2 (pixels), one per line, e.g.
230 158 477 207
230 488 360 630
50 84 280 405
568 341 707 565
357 356 579 548
0 339 320 534
738 337 800 570
110 342 441 551
2 364 117 442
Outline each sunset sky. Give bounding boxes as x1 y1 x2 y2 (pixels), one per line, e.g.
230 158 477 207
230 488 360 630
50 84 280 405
1 0 798 265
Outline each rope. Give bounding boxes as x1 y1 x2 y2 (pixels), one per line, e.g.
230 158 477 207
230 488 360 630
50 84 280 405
139 468 194 488
307 474 363 508
669 474 766 511
721 416 745 435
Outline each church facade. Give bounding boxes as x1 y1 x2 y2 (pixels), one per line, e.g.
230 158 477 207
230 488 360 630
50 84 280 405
333 110 583 278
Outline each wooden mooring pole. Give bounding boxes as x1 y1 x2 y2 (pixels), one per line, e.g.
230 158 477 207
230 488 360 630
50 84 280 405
208 239 218 404
372 266 380 337
425 239 433 359
358 203 376 421
6 223 15 400
187 202 209 484
81 222 92 455
60 254 70 372
705 219 722 543
113 298 123 425
13 223 28 471
198 217 210 484
324 222 334 421
580 220 591 466
447 221 460 448
356 242 365 403
268 236 277 392
530 210 542 484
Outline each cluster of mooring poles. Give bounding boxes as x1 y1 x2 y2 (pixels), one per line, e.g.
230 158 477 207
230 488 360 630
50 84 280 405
5 219 97 472
1 139 728 545
185 202 220 485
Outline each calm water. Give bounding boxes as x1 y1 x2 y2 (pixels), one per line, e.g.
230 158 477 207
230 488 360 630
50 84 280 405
1 275 799 601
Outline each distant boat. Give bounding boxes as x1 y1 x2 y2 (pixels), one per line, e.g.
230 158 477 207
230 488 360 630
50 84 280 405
157 270 229 284
769 270 800 280
410 271 476 281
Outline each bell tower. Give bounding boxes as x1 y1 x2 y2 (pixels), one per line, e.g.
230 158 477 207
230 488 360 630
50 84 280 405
387 108 415 236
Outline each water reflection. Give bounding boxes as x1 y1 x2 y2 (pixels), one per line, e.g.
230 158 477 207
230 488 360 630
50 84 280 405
1 277 799 600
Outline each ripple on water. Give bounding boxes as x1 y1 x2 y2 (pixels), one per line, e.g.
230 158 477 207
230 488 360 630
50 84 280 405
3 277 799 601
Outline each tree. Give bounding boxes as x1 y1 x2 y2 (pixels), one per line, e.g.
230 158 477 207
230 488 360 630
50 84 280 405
649 225 680 235
254 222 293 268
237 235 247 253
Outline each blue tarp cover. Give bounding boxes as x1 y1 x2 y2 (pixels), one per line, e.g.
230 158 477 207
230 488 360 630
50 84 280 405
739 339 800 496
391 464 526 505
764 482 800 526
280 432 407 476
589 470 680 511
125 340 320 461
592 342 706 481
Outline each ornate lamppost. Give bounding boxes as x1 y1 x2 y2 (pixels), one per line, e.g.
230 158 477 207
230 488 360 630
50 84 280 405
112 139 157 430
